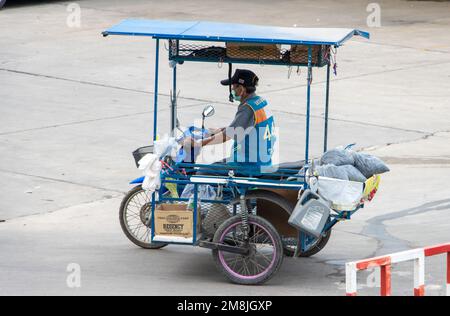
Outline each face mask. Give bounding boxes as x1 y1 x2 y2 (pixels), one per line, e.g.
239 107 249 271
232 89 241 102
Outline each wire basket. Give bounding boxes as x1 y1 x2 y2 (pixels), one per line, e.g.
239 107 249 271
201 202 232 237
226 42 281 61
286 45 330 67
132 145 154 168
168 40 330 67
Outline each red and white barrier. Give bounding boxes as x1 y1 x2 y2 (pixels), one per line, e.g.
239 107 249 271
424 244 450 296
345 243 450 296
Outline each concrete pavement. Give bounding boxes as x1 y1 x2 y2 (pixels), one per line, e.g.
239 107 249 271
0 0 449 295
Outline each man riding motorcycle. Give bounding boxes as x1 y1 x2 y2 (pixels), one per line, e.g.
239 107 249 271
184 69 275 171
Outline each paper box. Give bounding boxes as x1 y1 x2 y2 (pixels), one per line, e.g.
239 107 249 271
153 204 201 242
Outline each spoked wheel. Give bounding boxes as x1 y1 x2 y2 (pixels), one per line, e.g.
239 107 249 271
212 215 283 285
119 185 168 249
229 190 316 258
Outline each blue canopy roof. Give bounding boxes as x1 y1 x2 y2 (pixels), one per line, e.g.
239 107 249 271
103 19 369 46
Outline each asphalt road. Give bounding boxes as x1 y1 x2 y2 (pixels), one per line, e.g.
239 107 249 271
0 0 449 295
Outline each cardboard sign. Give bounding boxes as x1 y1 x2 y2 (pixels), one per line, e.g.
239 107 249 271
154 204 201 239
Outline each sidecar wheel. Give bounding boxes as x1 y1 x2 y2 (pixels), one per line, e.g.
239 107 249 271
283 229 332 257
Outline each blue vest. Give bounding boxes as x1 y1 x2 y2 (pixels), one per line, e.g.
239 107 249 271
232 95 275 167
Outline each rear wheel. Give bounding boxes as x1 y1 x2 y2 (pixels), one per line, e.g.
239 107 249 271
212 215 284 285
230 190 307 257
228 190 332 258
119 185 168 249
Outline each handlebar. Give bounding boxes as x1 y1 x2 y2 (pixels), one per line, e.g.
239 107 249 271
174 126 211 163
176 125 210 143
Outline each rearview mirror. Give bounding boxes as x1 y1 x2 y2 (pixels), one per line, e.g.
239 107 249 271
202 105 215 118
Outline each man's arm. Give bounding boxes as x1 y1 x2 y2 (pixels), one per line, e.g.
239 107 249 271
182 129 229 148
208 127 226 134
201 130 231 146
184 104 254 148
201 104 254 147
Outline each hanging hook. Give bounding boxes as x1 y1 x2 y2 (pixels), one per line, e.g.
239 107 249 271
169 60 177 69
331 46 338 76
331 45 337 55
259 58 265 67
323 46 330 64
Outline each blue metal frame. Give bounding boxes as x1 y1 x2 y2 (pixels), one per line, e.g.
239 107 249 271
169 55 327 68
170 40 178 136
299 204 363 253
150 192 156 241
192 183 199 245
153 39 160 141
305 46 312 163
154 33 369 47
324 62 330 153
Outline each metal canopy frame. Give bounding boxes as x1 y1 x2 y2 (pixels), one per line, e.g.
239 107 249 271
103 19 369 46
103 19 369 163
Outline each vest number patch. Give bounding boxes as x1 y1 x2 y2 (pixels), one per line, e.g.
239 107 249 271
264 125 272 140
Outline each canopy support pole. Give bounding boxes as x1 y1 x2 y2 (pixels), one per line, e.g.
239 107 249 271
171 66 177 136
153 39 160 141
324 62 330 153
305 46 312 163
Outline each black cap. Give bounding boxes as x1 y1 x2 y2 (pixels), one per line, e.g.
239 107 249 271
221 69 259 88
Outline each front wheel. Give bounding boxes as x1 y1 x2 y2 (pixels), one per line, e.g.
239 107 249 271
119 185 168 249
212 215 284 285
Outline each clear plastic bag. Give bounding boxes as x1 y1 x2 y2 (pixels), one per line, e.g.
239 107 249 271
181 184 217 200
181 184 217 214
154 136 178 159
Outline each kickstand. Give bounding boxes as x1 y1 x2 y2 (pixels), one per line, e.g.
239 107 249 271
294 231 302 258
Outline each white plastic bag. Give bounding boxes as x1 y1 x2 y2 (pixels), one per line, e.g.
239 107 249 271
154 135 178 159
138 153 162 193
317 176 363 211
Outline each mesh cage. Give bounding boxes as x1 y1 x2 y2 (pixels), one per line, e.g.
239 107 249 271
226 42 282 61
132 145 154 168
201 202 232 237
169 40 330 67
287 45 330 67
175 42 227 61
